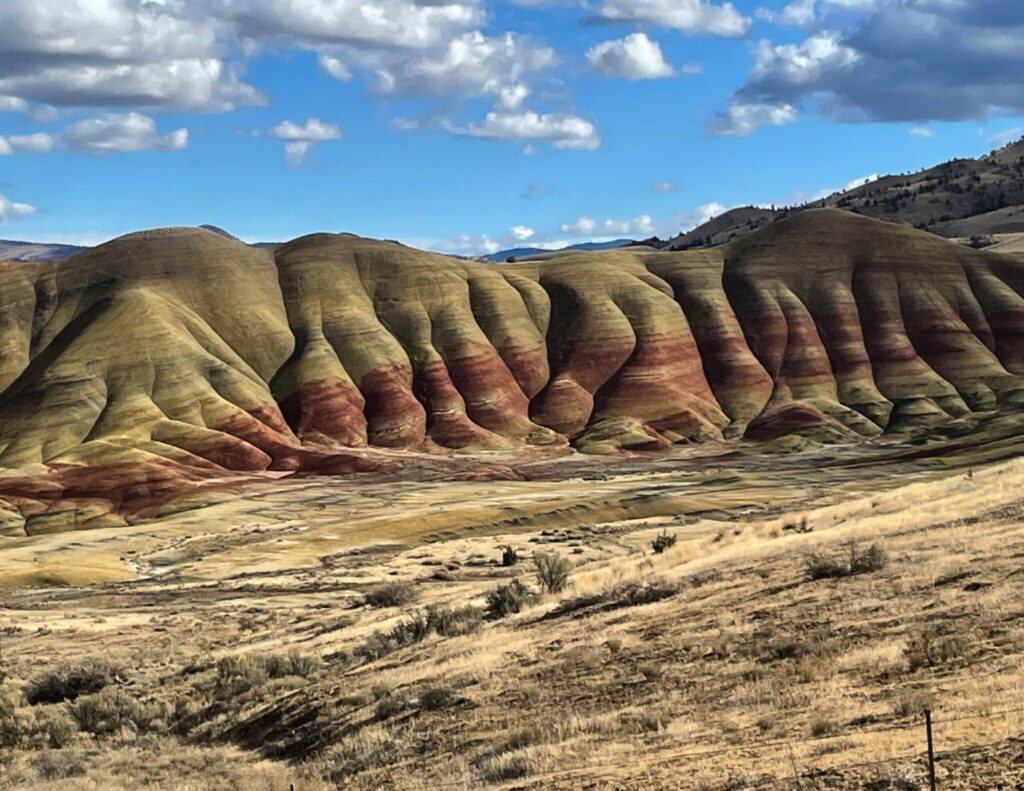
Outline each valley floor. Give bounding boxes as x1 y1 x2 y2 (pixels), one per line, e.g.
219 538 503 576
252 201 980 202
2 436 1024 789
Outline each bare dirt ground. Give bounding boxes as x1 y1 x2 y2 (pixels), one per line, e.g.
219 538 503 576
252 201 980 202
3 421 1024 789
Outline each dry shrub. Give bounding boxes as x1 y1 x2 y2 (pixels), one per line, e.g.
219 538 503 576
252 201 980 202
651 530 678 554
364 581 420 608
418 686 456 711
904 628 970 672
533 552 571 594
805 542 888 581
25 659 124 705
32 749 88 780
72 687 169 735
485 579 534 619
216 650 322 695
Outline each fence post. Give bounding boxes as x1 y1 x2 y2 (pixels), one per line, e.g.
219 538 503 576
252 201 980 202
925 708 937 791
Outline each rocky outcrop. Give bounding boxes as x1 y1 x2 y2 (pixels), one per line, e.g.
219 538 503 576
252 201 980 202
3 210 1024 533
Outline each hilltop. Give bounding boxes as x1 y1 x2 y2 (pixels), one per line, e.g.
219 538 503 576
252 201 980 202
665 136 1024 250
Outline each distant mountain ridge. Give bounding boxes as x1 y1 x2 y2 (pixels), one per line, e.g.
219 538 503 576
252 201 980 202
481 238 633 262
663 135 1024 251
0 239 86 262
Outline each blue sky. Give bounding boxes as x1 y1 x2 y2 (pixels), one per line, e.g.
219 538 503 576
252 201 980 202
1 0 1023 254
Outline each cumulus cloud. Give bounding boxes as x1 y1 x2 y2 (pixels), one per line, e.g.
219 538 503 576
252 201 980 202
0 194 36 222
708 101 798 136
756 0 817 26
594 0 750 36
720 0 1024 134
510 225 535 241
433 233 501 255
0 1 262 111
451 110 600 150
215 0 483 51
0 0 486 113
366 32 556 98
269 118 343 141
586 33 673 80
318 55 352 82
61 113 188 155
267 118 343 165
0 132 54 155
909 126 934 138
559 214 654 235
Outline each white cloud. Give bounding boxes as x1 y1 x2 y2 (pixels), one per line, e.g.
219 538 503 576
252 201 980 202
452 110 600 150
366 32 556 98
318 55 352 82
267 118 343 166
595 0 751 36
510 225 535 241
0 0 485 113
990 127 1023 149
0 194 36 222
843 173 879 191
390 117 422 132
586 33 673 80
909 126 934 138
756 0 817 26
652 180 678 193
0 132 55 155
432 233 501 256
215 0 483 51
268 118 343 142
750 33 860 85
559 214 653 236
708 101 798 136
283 141 312 167
498 84 531 111
560 217 596 234
61 113 188 155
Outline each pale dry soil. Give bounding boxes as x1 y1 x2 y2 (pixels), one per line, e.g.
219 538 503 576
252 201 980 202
2 428 1024 789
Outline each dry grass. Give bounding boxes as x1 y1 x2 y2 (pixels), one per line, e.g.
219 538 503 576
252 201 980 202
2 456 1024 788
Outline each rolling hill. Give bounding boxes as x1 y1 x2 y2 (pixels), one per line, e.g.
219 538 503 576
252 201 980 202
665 136 1024 250
2 209 1024 534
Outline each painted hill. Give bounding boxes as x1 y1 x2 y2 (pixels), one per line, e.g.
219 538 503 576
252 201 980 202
3 209 1024 534
665 135 1024 250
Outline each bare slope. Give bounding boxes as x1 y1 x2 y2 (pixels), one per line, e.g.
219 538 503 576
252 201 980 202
3 210 1024 533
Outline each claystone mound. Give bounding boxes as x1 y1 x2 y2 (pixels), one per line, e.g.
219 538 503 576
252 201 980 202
2 210 1024 532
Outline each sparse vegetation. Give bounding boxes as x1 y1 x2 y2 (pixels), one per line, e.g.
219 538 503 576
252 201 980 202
71 686 169 735
215 650 322 695
805 542 888 580
363 581 420 608
485 579 533 618
904 627 971 672
24 660 124 705
501 545 520 567
651 530 677 554
533 552 571 593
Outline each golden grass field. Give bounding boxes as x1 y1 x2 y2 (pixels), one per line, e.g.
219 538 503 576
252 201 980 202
3 431 1024 789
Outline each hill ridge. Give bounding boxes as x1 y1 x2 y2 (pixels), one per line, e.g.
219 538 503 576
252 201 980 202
3 209 1024 534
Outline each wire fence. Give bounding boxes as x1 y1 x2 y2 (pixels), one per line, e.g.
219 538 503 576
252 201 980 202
308 703 1024 790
